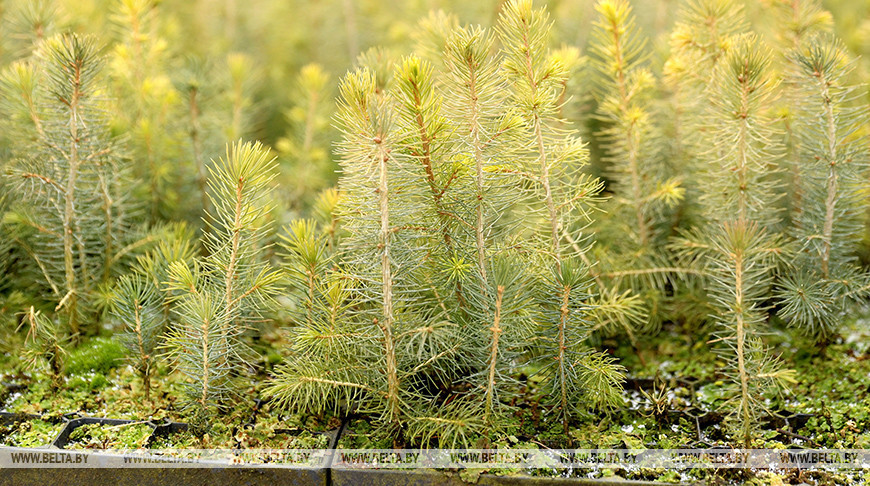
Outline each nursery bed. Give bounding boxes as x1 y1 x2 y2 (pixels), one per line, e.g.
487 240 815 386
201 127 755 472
2 314 868 485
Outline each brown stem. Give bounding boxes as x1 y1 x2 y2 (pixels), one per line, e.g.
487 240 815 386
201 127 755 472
377 142 401 424
62 54 83 339
558 284 570 436
818 71 838 279
733 239 752 447
484 285 505 427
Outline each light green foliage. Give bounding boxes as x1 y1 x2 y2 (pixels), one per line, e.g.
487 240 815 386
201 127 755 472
663 0 748 229
590 0 680 250
0 0 867 456
0 0 60 63
164 141 281 432
500 0 622 436
702 34 783 227
776 36 870 337
332 65 418 426
587 0 690 335
768 0 833 229
666 0 748 90
112 274 165 399
766 0 833 51
19 307 68 389
535 259 624 436
675 33 794 445
276 64 336 218
172 53 260 226
679 222 794 445
2 34 134 337
266 0 622 446
108 0 183 222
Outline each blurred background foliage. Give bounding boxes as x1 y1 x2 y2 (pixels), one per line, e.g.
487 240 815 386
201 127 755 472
2 0 865 222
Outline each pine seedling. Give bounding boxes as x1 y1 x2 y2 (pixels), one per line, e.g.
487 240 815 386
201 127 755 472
775 36 870 338
590 0 682 251
311 188 343 253
679 222 795 446
331 67 416 426
108 0 184 222
265 273 371 416
0 0 59 63
280 218 332 327
587 0 686 333
112 274 164 399
169 54 259 227
19 307 68 389
665 0 748 91
498 0 623 435
164 141 281 432
173 57 237 226
663 0 748 233
276 64 336 214
768 0 833 51
768 0 832 227
534 259 624 435
269 66 445 430
127 223 197 343
472 256 535 432
392 53 468 312
700 34 784 227
440 24 521 287
174 58 213 222
267 1 634 446
224 53 258 142
2 34 133 338
434 20 539 438
676 34 795 446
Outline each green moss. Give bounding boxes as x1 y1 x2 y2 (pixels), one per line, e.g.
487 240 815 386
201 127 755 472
148 420 330 452
148 431 198 449
67 373 110 391
67 422 153 449
66 337 126 375
1 419 63 447
337 419 393 449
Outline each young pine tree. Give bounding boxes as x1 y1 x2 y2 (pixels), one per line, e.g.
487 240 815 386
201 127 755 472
767 0 832 227
164 141 281 432
587 0 685 333
498 0 623 437
677 34 795 446
112 274 164 399
436 20 533 437
108 0 185 222
663 0 748 229
0 0 59 63
2 34 133 339
19 307 68 389
775 36 870 339
276 64 336 217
